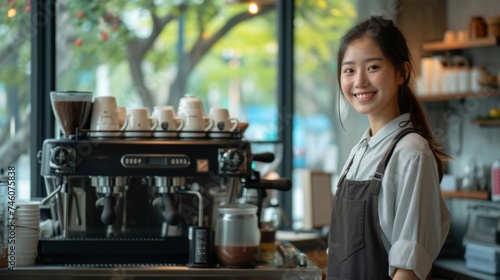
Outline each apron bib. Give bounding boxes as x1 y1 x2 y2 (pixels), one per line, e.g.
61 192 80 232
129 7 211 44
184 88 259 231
327 128 415 280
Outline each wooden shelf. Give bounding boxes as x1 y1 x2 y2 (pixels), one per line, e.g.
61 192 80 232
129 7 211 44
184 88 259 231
471 119 500 127
418 90 500 102
422 36 500 51
441 190 489 200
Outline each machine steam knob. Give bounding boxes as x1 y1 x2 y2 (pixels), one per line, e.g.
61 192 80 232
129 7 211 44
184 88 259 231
222 149 244 172
50 146 70 167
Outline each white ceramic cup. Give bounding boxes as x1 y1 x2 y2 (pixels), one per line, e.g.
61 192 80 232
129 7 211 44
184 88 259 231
90 96 127 138
180 109 214 138
124 108 158 138
208 108 239 138
153 106 184 138
177 94 205 118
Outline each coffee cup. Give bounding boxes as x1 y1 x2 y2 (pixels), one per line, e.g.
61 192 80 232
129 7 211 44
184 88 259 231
208 108 239 138
177 94 205 117
153 106 184 138
123 108 158 138
90 96 127 138
179 109 214 138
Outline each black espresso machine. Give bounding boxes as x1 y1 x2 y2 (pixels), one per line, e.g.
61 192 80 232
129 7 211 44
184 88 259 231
37 130 290 267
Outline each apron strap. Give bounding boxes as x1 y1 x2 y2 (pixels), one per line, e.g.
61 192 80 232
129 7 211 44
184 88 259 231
336 155 355 189
373 128 417 181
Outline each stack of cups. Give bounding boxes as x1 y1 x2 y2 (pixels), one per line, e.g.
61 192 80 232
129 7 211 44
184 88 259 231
14 201 40 266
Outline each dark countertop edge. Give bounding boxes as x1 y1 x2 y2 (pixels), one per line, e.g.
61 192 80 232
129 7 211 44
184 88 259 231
0 265 322 279
433 258 500 280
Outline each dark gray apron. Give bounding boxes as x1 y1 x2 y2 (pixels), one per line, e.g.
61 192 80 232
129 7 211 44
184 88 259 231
327 128 416 280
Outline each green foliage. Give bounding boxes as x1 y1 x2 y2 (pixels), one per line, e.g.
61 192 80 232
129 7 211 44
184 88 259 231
1 0 356 114
294 0 357 115
191 10 278 105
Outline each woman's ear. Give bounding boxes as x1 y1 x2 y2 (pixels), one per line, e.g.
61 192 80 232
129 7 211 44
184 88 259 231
398 61 411 85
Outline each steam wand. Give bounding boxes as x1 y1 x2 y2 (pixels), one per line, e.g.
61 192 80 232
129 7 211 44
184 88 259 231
243 170 291 226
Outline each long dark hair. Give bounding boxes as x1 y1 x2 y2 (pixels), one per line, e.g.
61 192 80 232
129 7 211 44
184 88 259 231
336 16 449 180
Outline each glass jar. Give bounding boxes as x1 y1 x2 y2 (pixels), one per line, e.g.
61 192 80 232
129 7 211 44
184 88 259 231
469 16 487 40
215 203 260 268
487 17 500 37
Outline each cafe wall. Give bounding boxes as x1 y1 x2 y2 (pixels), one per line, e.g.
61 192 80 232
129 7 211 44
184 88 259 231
443 0 500 175
398 0 500 256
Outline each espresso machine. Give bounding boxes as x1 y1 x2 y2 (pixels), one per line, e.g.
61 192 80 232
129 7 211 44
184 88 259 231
38 92 291 267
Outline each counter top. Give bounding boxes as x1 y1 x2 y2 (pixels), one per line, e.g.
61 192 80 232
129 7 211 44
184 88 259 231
0 262 322 280
433 258 500 280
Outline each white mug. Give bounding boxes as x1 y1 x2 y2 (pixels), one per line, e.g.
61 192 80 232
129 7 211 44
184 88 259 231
209 108 239 138
177 94 205 118
180 109 214 138
90 96 127 138
153 106 184 138
124 108 158 138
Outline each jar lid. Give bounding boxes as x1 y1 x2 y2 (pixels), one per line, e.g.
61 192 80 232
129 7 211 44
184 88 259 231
219 203 257 215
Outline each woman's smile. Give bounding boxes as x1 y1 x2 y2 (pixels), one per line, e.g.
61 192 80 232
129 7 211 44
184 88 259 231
354 91 377 101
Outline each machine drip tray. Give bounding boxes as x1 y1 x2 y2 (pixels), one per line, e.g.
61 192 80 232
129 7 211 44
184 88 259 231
37 236 189 265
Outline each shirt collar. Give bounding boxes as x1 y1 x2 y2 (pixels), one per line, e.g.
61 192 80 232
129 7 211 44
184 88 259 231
362 113 413 148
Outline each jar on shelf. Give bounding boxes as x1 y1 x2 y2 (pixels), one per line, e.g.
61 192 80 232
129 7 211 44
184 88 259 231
486 17 500 37
469 16 488 40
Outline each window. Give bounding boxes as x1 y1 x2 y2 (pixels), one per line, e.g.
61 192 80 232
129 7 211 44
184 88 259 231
0 1 32 200
55 0 278 141
292 0 356 229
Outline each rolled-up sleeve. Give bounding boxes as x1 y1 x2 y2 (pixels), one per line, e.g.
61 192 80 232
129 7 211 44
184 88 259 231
381 139 451 279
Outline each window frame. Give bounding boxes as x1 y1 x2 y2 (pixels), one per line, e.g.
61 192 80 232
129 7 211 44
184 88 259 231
31 0 56 198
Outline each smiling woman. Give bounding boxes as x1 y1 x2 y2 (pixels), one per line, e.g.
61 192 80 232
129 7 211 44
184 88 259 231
329 16 451 280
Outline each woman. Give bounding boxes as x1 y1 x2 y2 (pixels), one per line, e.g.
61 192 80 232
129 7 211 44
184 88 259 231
327 16 451 280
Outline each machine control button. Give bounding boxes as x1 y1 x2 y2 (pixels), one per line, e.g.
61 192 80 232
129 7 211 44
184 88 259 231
50 146 71 167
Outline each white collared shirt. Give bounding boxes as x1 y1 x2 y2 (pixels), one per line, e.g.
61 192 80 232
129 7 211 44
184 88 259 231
339 113 451 280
